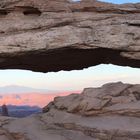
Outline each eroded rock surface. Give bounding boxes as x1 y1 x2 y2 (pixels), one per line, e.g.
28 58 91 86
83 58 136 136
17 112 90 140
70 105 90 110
0 0 140 72
0 82 140 140
46 82 140 117
42 82 140 140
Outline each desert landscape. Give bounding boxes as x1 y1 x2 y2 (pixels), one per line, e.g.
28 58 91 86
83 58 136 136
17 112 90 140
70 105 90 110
0 82 140 140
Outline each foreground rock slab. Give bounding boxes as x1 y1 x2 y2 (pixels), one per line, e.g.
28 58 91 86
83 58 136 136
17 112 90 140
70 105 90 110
0 82 140 140
0 0 140 72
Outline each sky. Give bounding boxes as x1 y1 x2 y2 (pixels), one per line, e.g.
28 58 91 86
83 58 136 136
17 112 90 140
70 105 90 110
0 0 139 92
73 0 140 4
100 0 140 4
0 64 139 91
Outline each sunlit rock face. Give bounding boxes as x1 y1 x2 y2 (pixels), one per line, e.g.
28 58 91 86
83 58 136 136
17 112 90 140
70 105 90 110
0 82 140 140
42 82 140 139
44 82 140 116
0 0 139 72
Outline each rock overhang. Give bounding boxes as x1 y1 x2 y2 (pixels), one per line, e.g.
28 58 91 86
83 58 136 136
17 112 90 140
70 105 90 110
0 0 140 72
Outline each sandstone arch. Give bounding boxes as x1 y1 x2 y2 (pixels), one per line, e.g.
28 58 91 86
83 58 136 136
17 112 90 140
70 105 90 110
0 0 140 72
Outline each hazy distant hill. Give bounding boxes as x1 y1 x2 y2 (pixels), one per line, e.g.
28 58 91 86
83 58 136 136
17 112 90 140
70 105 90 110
0 92 79 107
0 85 80 107
0 85 58 94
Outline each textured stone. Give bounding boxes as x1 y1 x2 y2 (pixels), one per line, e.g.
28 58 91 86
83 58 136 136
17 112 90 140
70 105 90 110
0 0 139 72
43 82 140 117
41 82 140 139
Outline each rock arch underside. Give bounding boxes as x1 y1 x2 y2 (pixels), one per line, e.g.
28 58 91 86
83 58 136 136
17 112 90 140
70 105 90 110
0 1 140 140
0 0 139 72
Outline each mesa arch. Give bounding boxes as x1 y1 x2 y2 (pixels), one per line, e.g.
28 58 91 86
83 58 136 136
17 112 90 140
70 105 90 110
0 0 140 72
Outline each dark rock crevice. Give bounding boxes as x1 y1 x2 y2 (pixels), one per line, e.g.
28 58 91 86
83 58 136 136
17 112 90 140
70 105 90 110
22 6 42 16
127 23 140 27
0 9 8 15
0 47 139 72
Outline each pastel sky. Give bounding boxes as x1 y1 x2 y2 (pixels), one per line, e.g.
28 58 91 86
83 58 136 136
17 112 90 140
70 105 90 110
73 0 140 4
0 64 139 91
100 0 140 4
0 0 139 92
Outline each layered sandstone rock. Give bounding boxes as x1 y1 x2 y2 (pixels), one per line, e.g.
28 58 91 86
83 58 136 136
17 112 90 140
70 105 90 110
0 0 139 72
45 82 140 117
0 82 140 140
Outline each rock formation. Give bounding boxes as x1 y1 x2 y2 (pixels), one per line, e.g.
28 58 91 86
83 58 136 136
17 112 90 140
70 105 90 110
43 82 140 117
0 82 140 140
0 0 139 72
1 104 9 117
